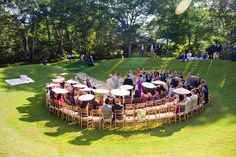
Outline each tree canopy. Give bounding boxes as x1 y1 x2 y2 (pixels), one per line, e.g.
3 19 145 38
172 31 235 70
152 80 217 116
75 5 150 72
0 0 235 64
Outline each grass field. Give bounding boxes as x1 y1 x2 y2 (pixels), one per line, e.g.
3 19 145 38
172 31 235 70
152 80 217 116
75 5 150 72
0 58 236 157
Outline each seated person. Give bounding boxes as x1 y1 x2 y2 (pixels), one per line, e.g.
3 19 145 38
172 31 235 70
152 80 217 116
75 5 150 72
190 89 198 107
190 89 198 101
90 98 99 109
80 101 89 109
168 85 174 97
101 98 112 119
141 89 151 102
112 98 123 119
153 90 160 100
56 94 65 105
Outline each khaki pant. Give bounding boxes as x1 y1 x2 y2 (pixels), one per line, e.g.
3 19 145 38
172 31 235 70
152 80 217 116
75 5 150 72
213 52 219 59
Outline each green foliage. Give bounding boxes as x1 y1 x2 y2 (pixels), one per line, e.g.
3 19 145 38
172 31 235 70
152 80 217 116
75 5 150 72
0 0 235 64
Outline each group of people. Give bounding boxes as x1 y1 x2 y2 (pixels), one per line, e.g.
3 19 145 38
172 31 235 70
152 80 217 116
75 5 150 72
207 41 224 60
178 51 208 61
178 41 236 62
46 69 209 124
103 68 209 109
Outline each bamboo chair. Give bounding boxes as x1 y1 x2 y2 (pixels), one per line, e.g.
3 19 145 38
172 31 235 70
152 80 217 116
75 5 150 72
156 101 168 125
167 105 176 124
145 100 155 112
80 108 92 128
102 111 113 129
114 110 124 127
146 108 157 126
91 109 103 130
73 106 81 125
177 105 187 123
124 104 135 127
133 97 141 104
135 103 147 126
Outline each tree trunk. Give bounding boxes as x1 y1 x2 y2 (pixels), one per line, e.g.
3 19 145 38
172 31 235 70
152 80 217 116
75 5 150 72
59 28 64 55
166 38 169 56
46 18 51 46
24 30 30 61
127 42 132 57
188 33 191 50
31 21 37 60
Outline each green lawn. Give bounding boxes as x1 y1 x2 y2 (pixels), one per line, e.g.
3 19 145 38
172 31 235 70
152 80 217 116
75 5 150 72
0 58 236 157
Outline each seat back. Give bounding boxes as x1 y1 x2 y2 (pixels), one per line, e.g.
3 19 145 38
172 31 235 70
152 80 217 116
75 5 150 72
169 96 176 102
92 109 102 117
133 97 141 104
124 104 135 116
81 108 89 117
136 103 146 110
146 100 153 108
168 105 176 113
114 110 124 120
179 105 186 113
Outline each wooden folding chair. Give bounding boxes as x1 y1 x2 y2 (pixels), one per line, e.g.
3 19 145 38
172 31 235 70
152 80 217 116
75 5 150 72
146 108 157 126
133 97 141 104
114 110 124 127
145 100 155 113
167 105 176 124
156 101 168 125
124 104 135 127
103 111 113 129
73 106 81 125
91 109 103 130
177 105 187 123
80 108 92 128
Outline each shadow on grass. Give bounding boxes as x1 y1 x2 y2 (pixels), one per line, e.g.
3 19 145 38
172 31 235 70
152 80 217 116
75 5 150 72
68 123 189 145
2 58 236 146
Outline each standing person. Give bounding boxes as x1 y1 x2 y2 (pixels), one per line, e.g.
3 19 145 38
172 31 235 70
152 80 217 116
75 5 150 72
232 42 236 62
215 41 222 59
135 68 140 77
222 42 227 59
208 43 215 59
129 70 136 86
86 77 95 89
123 74 133 96
123 75 133 86
106 74 115 91
111 72 119 89
157 44 162 57
136 75 142 96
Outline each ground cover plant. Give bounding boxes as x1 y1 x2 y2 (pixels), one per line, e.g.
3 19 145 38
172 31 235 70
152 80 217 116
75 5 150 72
0 58 236 157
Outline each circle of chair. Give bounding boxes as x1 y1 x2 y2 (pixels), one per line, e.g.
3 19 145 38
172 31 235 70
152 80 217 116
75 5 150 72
46 71 210 130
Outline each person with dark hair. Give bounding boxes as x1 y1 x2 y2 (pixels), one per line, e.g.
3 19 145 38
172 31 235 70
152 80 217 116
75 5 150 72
56 94 65 104
101 98 112 119
123 74 133 86
202 85 209 104
208 43 215 59
87 55 94 66
232 42 236 62
80 101 89 109
112 98 123 120
90 98 99 109
141 88 151 102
